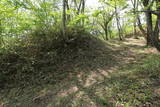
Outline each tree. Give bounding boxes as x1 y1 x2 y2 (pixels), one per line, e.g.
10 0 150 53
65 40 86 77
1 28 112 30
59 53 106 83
134 0 146 37
131 0 139 38
62 0 66 37
152 0 160 50
102 0 127 40
115 2 123 40
94 8 115 40
142 0 155 46
139 0 160 50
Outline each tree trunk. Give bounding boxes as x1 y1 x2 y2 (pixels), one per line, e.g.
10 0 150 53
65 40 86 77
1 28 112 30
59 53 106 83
154 15 160 51
0 20 4 46
65 0 70 21
81 0 85 25
81 0 85 13
153 0 160 51
104 28 109 40
142 0 155 46
145 9 154 46
77 0 82 15
62 0 66 37
131 0 138 38
115 5 123 40
137 15 146 36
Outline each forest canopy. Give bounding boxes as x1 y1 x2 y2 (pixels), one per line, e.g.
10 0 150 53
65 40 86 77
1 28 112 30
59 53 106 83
0 0 160 107
0 0 160 49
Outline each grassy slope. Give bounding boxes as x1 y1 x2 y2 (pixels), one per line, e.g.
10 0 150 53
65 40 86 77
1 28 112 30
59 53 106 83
0 36 160 107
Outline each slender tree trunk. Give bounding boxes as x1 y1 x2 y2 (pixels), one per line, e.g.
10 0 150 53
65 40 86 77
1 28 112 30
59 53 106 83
81 0 85 26
134 19 137 37
134 0 137 38
104 28 109 40
77 0 82 15
116 16 122 40
65 0 70 21
0 20 2 35
62 0 66 37
132 0 146 37
81 0 85 13
108 26 112 39
137 15 146 36
74 0 78 10
115 5 123 40
0 20 4 46
131 0 137 38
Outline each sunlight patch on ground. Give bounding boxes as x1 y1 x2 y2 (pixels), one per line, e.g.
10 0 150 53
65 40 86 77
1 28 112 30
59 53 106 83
154 88 160 96
84 71 104 87
71 91 97 107
57 86 78 98
123 38 146 46
97 69 110 77
33 90 53 104
0 102 6 107
1 37 160 106
136 48 158 54
123 57 136 64
107 41 123 48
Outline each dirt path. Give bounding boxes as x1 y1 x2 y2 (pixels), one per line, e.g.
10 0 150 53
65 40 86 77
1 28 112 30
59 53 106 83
1 37 159 107
29 38 158 107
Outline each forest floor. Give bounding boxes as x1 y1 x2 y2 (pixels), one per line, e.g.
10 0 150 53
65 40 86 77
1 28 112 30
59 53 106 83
0 36 160 107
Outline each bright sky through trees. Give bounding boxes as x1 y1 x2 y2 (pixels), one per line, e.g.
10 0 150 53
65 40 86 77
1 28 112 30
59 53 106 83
86 0 100 8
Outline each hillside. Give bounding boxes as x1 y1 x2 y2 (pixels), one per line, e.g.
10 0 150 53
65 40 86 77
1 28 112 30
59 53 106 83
0 35 160 107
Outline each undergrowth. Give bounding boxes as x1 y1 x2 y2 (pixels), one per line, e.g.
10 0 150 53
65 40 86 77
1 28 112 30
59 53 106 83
104 54 160 107
0 27 160 107
0 26 90 88
0 26 118 107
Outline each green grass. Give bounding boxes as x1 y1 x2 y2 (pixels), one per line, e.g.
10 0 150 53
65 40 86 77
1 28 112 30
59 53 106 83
1 54 160 107
101 54 160 106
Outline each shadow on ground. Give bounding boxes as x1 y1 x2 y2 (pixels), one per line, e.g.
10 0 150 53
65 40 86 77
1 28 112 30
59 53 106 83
0 36 159 107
